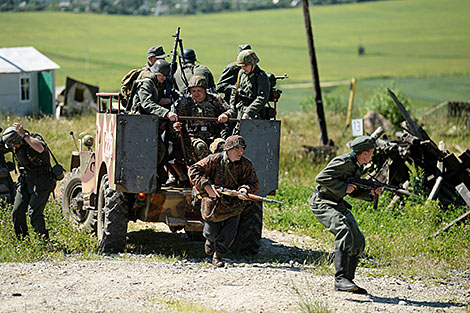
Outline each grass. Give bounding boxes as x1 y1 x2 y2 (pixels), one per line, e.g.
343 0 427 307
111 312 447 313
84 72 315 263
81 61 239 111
155 299 226 313
1 0 470 92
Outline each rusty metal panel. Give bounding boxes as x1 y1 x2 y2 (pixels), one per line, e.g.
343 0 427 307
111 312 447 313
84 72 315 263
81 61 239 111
240 119 281 196
114 115 161 193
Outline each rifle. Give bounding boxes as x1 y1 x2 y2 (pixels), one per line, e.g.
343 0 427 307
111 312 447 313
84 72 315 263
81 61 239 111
346 177 411 197
217 187 284 204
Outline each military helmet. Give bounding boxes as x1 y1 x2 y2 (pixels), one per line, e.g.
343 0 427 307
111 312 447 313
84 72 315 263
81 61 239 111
237 49 259 66
2 126 22 149
181 48 197 64
188 75 208 89
224 135 247 151
150 59 171 77
238 44 252 53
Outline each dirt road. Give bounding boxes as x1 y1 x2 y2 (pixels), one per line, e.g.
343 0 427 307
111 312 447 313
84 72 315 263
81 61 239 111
1 228 468 312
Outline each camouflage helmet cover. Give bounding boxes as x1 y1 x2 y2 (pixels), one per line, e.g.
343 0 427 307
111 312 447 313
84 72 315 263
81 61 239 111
188 75 208 89
150 59 171 77
224 135 247 151
2 126 22 148
237 49 259 66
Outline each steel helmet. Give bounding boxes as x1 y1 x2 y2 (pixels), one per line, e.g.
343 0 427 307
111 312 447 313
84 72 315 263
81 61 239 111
2 126 22 149
188 75 208 89
237 50 259 66
181 48 197 64
224 135 247 151
150 59 171 77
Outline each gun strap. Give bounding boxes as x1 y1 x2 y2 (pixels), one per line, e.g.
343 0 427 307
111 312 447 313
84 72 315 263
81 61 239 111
233 68 244 104
46 145 60 166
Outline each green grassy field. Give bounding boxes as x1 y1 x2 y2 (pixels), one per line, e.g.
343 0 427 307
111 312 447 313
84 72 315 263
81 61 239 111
1 0 469 93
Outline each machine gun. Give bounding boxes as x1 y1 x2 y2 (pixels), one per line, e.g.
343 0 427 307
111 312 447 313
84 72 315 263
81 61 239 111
217 187 284 204
346 177 411 197
267 73 288 102
167 27 184 104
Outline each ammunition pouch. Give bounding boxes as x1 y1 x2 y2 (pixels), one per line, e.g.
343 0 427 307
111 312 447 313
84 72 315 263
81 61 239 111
52 164 65 181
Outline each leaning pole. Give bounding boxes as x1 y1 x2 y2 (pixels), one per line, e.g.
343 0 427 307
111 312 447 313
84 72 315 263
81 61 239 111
301 0 329 146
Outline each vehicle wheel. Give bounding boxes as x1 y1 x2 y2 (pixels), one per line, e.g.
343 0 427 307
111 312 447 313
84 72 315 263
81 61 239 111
230 201 263 255
61 168 97 233
185 230 205 241
97 174 129 253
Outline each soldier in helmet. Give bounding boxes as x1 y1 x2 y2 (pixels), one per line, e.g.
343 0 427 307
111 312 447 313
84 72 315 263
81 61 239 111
1 123 56 240
188 135 259 267
131 59 176 120
231 49 270 133
216 44 252 103
166 75 235 186
174 48 216 95
308 136 383 294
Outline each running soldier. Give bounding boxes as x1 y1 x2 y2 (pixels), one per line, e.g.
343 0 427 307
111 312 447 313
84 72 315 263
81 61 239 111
188 135 259 267
308 135 382 294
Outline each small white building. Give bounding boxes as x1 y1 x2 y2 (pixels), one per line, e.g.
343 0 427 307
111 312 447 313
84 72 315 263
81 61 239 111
0 46 60 116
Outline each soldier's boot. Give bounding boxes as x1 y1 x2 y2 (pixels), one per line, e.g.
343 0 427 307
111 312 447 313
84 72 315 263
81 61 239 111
334 251 358 292
212 252 225 268
347 255 368 294
204 240 215 256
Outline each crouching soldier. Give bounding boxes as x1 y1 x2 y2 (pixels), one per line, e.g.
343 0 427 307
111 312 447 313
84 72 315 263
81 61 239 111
1 123 56 240
308 135 382 294
188 135 258 267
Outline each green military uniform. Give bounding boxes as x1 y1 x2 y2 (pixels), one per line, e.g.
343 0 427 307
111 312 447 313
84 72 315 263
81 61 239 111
216 61 239 102
175 64 216 95
11 133 56 239
189 135 258 266
231 65 270 120
308 135 376 294
131 73 169 117
172 93 235 161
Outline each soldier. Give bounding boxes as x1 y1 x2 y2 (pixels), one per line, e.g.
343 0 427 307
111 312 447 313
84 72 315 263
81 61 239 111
216 44 252 103
188 135 259 267
174 48 216 95
138 45 169 80
131 59 176 119
1 123 56 240
308 136 382 294
230 49 270 134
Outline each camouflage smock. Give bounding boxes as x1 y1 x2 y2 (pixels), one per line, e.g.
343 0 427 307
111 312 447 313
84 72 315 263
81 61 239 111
230 65 270 119
188 151 259 222
175 63 216 94
131 73 169 117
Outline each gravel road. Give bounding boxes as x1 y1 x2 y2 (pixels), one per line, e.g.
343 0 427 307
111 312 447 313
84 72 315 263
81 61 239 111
1 227 469 313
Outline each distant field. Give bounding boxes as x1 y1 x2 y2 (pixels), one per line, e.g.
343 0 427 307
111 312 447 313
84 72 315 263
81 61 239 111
1 0 469 92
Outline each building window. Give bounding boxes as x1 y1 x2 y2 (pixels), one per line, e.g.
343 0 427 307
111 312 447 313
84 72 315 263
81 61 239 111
19 74 30 102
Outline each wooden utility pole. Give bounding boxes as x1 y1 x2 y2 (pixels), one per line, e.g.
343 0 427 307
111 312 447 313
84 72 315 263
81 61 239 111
301 0 329 145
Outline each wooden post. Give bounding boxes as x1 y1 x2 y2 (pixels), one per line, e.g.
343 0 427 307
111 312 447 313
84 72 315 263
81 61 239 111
345 78 357 130
301 0 329 146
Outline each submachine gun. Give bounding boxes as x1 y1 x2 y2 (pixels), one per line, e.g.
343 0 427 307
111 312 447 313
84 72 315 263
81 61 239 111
346 177 411 197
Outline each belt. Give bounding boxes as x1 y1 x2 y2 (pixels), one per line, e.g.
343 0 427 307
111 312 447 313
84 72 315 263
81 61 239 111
314 189 338 202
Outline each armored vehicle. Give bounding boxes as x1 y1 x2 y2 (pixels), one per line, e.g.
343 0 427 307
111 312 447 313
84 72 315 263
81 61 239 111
61 93 281 254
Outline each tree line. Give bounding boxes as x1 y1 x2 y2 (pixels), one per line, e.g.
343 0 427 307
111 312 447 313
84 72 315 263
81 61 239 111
1 0 382 15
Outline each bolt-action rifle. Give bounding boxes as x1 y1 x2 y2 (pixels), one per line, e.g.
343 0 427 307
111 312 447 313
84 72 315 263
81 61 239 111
346 177 411 197
217 187 284 204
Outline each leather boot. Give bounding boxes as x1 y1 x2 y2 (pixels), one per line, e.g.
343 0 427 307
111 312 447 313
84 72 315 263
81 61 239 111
204 240 215 256
334 251 358 292
212 252 225 268
348 255 368 294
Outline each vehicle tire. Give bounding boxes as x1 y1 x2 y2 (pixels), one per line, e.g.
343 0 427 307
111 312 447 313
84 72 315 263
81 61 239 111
61 168 97 233
230 201 263 256
185 230 205 241
96 174 129 253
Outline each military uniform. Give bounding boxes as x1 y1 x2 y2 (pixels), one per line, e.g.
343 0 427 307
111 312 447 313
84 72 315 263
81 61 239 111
131 73 169 117
189 137 258 263
172 93 235 161
231 65 270 120
308 136 376 294
175 64 216 95
10 133 55 239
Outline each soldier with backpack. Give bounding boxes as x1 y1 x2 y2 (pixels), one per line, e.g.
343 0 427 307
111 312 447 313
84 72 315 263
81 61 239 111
174 48 216 95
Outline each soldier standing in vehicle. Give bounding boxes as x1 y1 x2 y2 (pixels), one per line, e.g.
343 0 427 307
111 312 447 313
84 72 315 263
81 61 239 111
138 45 170 80
188 135 258 267
231 49 270 134
174 48 216 95
308 135 382 294
1 123 56 240
216 44 252 103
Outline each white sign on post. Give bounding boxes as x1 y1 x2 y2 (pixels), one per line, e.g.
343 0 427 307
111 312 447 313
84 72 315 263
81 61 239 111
351 119 364 137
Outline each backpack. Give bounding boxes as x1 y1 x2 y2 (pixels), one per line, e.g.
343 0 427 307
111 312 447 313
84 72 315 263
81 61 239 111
120 68 143 102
